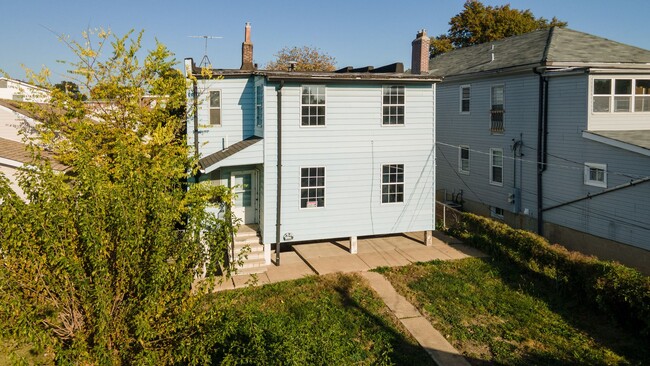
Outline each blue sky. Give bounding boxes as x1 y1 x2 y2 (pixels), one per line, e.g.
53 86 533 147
3 0 650 83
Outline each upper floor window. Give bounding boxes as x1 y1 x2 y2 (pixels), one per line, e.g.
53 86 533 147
489 148 503 186
460 85 470 113
584 163 607 188
490 85 504 133
301 85 325 126
301 167 325 208
381 164 404 203
459 145 470 174
256 85 264 127
382 86 404 125
593 78 650 113
209 90 221 125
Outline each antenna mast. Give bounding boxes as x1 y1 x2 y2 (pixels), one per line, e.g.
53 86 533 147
188 35 223 68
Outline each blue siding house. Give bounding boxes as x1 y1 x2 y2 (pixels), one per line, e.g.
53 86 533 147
431 27 650 272
186 25 438 272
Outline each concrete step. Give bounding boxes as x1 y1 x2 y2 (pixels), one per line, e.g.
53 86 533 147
234 236 262 245
233 242 264 252
233 250 265 261
234 265 268 275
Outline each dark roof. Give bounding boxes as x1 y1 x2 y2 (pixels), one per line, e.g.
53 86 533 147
0 99 40 119
198 136 262 170
0 137 68 171
588 130 650 152
429 27 650 77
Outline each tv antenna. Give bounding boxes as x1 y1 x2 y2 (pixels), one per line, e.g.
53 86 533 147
188 35 223 68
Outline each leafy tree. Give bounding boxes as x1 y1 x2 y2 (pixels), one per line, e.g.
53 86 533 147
0 29 235 364
265 46 336 72
431 0 567 56
53 81 87 101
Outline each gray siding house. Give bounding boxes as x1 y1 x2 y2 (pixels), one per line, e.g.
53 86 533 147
186 25 438 272
432 28 650 272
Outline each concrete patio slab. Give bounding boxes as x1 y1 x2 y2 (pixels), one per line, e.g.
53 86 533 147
266 252 316 283
432 230 464 245
232 272 271 289
292 241 350 259
397 246 451 263
357 250 412 269
303 254 371 275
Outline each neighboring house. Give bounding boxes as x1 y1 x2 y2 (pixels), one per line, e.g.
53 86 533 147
0 77 50 103
186 24 438 272
431 27 650 272
0 99 67 199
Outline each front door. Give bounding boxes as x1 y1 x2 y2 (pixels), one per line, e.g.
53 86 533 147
231 171 257 224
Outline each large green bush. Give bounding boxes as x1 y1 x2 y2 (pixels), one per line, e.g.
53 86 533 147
449 213 650 338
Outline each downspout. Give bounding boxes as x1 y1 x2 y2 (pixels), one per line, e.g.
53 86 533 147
533 67 548 235
275 80 284 265
193 80 199 159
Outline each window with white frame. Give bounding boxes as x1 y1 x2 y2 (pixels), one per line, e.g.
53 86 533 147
584 163 607 188
300 167 325 208
460 85 470 113
381 164 404 203
489 148 503 185
593 78 650 113
490 85 505 133
490 206 505 220
255 85 264 127
459 145 470 174
382 85 405 125
209 90 221 125
301 85 325 126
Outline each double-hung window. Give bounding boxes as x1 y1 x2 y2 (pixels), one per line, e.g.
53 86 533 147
381 164 404 203
460 85 470 113
300 167 325 208
382 86 404 125
593 78 650 112
584 163 607 188
301 85 325 126
209 91 221 125
490 85 504 133
489 148 503 186
459 145 470 174
255 85 264 127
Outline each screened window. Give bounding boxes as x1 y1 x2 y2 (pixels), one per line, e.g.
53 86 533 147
256 85 264 127
381 164 404 203
301 85 325 126
490 85 504 133
382 86 405 125
593 78 650 113
209 91 221 125
584 163 607 188
300 167 325 208
490 148 503 186
459 145 470 174
460 85 470 113
635 80 650 112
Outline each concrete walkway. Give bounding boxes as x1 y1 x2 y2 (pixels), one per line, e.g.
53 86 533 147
215 231 485 366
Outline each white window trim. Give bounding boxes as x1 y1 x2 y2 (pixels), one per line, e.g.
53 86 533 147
458 145 470 175
380 163 405 204
300 85 327 128
584 162 607 188
489 148 504 186
255 84 264 128
209 89 222 126
299 166 326 209
490 206 505 220
381 85 405 127
490 84 505 134
460 85 470 114
591 77 650 114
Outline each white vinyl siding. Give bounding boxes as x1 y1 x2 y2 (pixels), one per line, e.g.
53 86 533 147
459 145 470 174
489 148 503 186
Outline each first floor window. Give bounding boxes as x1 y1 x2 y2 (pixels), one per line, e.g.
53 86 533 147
382 85 405 125
382 164 404 203
300 167 325 208
209 90 221 125
490 148 503 185
584 163 607 188
459 145 470 174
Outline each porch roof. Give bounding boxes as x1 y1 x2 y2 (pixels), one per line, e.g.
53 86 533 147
199 136 263 173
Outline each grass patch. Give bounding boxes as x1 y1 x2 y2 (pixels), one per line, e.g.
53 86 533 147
201 273 433 365
379 258 650 365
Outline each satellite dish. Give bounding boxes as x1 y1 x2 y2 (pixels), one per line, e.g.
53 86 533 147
188 35 223 68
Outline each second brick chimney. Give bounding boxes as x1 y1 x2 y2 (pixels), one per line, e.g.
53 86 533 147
411 29 430 74
240 22 254 70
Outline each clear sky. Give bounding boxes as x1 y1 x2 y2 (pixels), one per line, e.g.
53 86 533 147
3 0 650 83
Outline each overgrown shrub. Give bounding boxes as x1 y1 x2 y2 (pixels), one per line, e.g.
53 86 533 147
449 213 650 338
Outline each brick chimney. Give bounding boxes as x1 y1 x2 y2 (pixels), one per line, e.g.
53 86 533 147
241 22 254 70
411 29 430 74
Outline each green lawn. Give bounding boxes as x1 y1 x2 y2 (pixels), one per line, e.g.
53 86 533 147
378 258 650 366
202 273 433 365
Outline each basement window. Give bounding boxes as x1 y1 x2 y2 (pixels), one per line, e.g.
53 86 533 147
490 206 505 220
584 163 607 188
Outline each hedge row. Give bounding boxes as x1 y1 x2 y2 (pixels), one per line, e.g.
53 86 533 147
448 213 650 338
